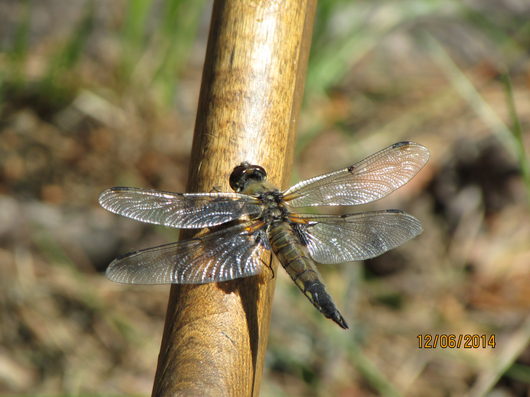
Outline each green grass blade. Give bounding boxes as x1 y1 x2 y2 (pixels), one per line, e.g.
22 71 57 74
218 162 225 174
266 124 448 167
119 0 153 82
501 73 530 207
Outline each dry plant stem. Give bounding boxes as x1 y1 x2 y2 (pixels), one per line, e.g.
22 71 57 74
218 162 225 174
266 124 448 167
152 1 316 396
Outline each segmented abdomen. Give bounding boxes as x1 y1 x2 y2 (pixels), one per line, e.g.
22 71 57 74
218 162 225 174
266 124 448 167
268 222 348 329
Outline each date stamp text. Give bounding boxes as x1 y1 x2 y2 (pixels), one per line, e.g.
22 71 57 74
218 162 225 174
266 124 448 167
417 334 496 349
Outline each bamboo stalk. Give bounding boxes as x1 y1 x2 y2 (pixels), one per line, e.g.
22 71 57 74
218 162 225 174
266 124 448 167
152 1 316 396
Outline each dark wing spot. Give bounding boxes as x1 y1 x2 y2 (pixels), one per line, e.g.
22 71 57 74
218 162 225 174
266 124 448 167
385 209 405 214
392 141 411 148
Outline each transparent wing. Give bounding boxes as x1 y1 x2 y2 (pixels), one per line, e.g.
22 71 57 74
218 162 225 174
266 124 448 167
106 222 270 284
283 141 429 207
291 210 422 264
99 187 263 229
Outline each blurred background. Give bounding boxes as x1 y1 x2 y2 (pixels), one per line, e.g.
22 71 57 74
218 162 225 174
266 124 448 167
1 0 529 396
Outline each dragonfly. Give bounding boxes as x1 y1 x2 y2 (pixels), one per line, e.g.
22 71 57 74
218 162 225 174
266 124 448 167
99 141 429 329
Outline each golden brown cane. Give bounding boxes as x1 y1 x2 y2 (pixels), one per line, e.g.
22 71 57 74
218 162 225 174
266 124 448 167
152 1 317 396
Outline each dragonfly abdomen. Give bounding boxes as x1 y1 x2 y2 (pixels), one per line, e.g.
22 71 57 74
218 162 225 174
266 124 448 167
269 223 349 329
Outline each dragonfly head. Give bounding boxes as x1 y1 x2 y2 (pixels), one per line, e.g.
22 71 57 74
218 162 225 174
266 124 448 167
230 162 267 192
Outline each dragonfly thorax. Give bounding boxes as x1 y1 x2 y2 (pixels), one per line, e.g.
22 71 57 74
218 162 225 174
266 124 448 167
258 190 289 224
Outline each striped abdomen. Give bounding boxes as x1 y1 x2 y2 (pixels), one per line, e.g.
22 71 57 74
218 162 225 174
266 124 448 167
268 222 348 329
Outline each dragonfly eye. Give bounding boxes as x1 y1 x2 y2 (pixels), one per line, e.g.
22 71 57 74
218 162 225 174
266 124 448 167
229 162 267 192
